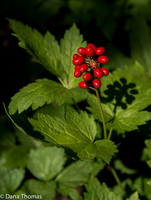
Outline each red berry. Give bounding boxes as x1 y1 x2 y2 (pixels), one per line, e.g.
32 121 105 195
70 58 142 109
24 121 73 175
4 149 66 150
98 55 108 64
73 54 79 59
79 63 88 72
83 73 92 81
74 69 82 77
90 61 98 68
78 47 86 55
85 46 94 57
95 47 105 55
78 81 89 89
87 43 96 51
93 79 101 88
72 56 85 65
101 67 109 76
93 68 104 78
74 65 80 70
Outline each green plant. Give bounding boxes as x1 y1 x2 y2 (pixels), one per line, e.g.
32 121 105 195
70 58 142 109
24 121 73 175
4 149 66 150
2 17 151 200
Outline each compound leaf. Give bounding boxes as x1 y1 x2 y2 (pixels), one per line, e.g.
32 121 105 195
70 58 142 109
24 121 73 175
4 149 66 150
8 78 78 115
87 63 151 134
8 19 86 89
29 107 118 163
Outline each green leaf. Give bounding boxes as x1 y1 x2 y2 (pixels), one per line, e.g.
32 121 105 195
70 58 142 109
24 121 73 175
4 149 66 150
27 146 67 181
57 183 82 200
3 145 31 168
56 159 105 187
87 63 151 134
0 156 25 194
84 178 121 200
8 18 61 76
127 192 139 200
21 179 56 200
29 107 118 163
8 78 78 115
114 159 137 175
8 19 86 89
59 23 86 89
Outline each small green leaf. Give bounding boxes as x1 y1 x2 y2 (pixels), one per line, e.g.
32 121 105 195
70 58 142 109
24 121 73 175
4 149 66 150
127 192 139 200
0 156 25 194
8 78 78 115
57 183 82 200
56 159 105 187
27 146 67 181
21 179 56 200
114 159 137 175
84 178 121 200
29 107 118 163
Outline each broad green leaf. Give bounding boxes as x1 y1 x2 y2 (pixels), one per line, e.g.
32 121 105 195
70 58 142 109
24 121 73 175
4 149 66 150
57 183 82 200
87 63 151 134
0 156 25 194
29 107 118 163
84 178 121 200
56 159 105 187
8 18 61 76
27 146 67 181
21 179 56 200
59 23 86 89
8 78 78 115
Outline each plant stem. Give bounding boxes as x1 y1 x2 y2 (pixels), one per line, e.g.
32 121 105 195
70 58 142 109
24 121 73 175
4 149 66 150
110 166 127 196
72 98 80 113
108 127 113 140
95 89 107 139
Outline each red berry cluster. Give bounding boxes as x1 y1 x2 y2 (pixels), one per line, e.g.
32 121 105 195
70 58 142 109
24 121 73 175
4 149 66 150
72 43 109 89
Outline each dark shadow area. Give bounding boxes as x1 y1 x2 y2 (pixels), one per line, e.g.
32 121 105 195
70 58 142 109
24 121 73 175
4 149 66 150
103 78 138 113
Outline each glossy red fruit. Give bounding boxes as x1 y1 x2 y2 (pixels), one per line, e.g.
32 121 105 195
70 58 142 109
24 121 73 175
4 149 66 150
90 61 98 68
72 56 85 65
73 54 79 59
87 43 96 51
79 63 88 72
78 81 89 89
93 68 104 78
85 46 94 57
98 55 108 64
93 79 101 88
95 47 105 55
74 65 80 70
101 67 109 76
83 73 92 81
78 47 86 55
74 69 82 77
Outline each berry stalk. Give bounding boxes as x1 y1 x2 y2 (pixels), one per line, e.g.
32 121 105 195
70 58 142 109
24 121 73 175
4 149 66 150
95 89 107 140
